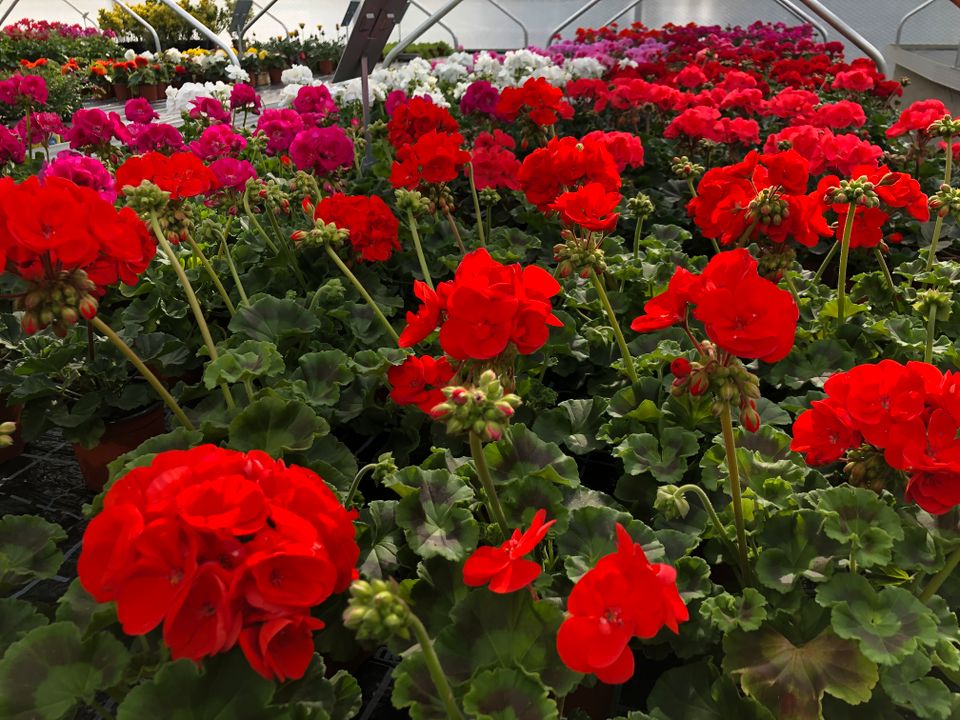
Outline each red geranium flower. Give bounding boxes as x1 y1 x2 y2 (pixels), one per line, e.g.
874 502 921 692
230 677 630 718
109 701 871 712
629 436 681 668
240 615 325 682
314 194 401 262
496 77 573 127
549 182 622 232
463 509 555 593
389 130 471 190
517 135 621 210
116 151 219 200
387 355 455 413
387 96 459 147
398 280 442 347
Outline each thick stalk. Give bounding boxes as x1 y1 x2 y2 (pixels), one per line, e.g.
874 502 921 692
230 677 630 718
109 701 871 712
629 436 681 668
588 268 639 386
835 204 856 330
919 544 960 603
813 241 839 284
443 209 467 254
466 163 486 248
469 431 510 539
345 463 378 508
632 218 645 261
266 205 309 291
719 404 750 583
687 178 697 198
242 187 280 254
324 243 399 342
674 483 744 581
407 613 465 720
149 214 235 410
186 236 236 315
90 316 194 431
926 138 954 271
220 238 250 306
925 302 938 364
873 247 901 310
782 272 801 307
406 209 434 290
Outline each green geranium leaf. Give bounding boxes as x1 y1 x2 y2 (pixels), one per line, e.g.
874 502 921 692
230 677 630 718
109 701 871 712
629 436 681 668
700 424 808 497
881 653 953 720
815 574 939 665
54 579 115 637
558 506 661 582
768 339 857 389
0 622 129 720
0 514 66 591
292 350 355 407
755 510 838 593
393 650 450 720
819 299 870 321
203 340 285 390
435 591 580 695
724 625 878 719
0 598 48 657
647 660 773 720
676 556 713 601
614 427 700 485
532 398 608 455
700 589 768 633
462 668 558 720
272 654 362 720
358 500 403 580
117 652 282 720
810 486 904 569
484 424 580 489
396 471 478 561
229 396 324 457
107 427 204 481
288 433 358 492
229 295 322 344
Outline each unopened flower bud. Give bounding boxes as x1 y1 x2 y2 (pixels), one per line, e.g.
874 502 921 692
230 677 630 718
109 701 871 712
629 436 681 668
689 370 710 396
654 485 690 520
670 357 692 378
740 404 761 433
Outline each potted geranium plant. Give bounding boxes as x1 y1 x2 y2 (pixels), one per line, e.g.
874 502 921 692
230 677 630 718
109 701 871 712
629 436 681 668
127 58 162 102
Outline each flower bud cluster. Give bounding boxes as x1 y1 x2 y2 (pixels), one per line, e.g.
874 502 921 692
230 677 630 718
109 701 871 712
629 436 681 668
929 183 960 221
625 192 654 221
670 347 762 432
844 445 903 494
0 421 16 449
654 485 691 520
478 188 502 205
757 241 796 280
394 188 432 215
123 180 170 215
824 177 880 207
258 179 291 214
929 114 960 139
291 219 348 249
671 155 704 180
343 579 412 643
431 369 521 442
914 288 953 322
17 268 98 336
746 186 790 226
553 230 606 278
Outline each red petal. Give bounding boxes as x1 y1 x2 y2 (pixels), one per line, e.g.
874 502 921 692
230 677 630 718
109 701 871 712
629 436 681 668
462 546 510 586
487 558 542 593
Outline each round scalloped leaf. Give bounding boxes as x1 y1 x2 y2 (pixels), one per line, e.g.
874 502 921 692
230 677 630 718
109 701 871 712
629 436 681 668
754 510 839 593
880 653 953 720
723 625 878 719
558 505 661 582
228 295 323 344
614 427 700 487
292 350 355 407
531 398 608 455
815 574 939 665
392 650 451 720
647 660 774 720
0 598 48 657
0 622 129 720
483 424 580 489
228 396 326 457
202 339 285 390
462 668 558 720
700 589 768 633
54 579 116 638
395 470 478 561
810 486 904 569
0 514 66 592
271 654 362 720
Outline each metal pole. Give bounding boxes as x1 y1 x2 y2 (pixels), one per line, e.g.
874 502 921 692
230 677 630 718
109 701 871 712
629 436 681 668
794 0 888 75
485 0 529 48
774 0 828 43
604 0 643 28
0 0 21 28
896 0 938 44
546 0 606 47
60 0 93 28
251 1 288 36
155 0 240 66
360 54 374 172
239 0 284 48
410 0 458 48
112 0 162 54
382 0 466 66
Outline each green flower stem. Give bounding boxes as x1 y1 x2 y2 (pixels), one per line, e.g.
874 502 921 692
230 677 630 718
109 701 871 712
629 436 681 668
719 403 751 584
242 186 280 254
588 268 639 387
407 612 465 720
469 430 510 539
90 316 195 431
735 221 758 248
813 241 840 284
185 236 236 316
324 243 399 343
632 217 645 261
782 272 801 306
485 200 493 242
674 483 744 582
345 463 379 508
925 137 953 271
925 302 938 364
149 213 236 410
686 178 697 198
220 238 250 307
873 247 902 311
242 378 255 403
406 209 434 291
466 163 486 248
443 209 467 254
265 205 308 290
919 544 960 603
835 203 856 330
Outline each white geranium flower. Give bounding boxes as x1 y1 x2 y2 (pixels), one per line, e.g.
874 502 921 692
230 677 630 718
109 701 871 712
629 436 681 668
164 48 182 63
281 64 313 85
563 57 605 79
411 88 449 108
432 61 468 84
279 83 302 106
124 48 136 61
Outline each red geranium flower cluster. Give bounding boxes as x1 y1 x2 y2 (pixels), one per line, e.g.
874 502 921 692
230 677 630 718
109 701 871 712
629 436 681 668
550 182 622 232
763 125 883 177
398 248 562 360
116 151 219 200
557 524 688 684
791 360 960 515
496 77 574 127
631 249 797 363
815 165 929 248
689 149 830 248
389 130 470 190
517 135 621 209
580 130 644 172
313 193 400 262
0 174 154 299
886 99 949 139
78 445 359 681
663 106 760 146
387 354 455 413
470 130 521 191
387 97 459 147
463 509 555 593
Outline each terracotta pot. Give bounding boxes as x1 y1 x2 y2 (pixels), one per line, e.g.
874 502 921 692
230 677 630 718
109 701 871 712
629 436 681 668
268 68 283 84
0 400 24 465
72 405 167 492
158 81 169 96
114 82 130 101
256 71 270 86
138 83 160 102
318 59 335 75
